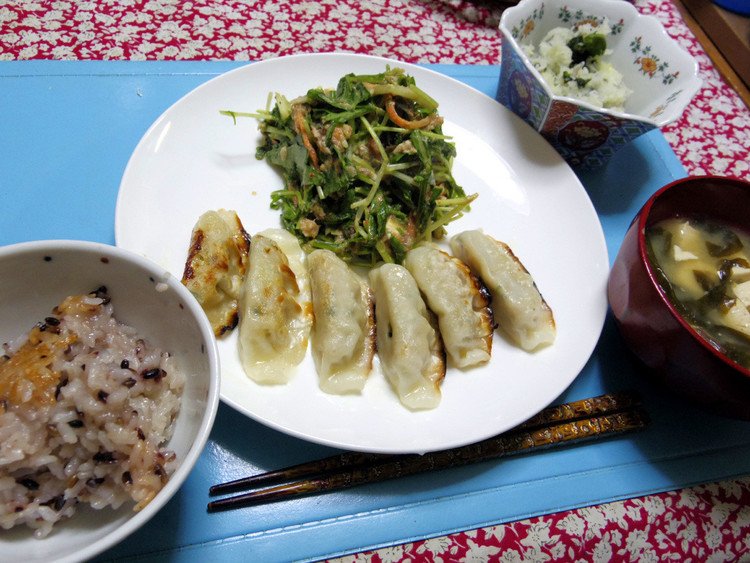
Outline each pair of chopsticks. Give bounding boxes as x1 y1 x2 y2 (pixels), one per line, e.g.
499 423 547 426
207 391 648 512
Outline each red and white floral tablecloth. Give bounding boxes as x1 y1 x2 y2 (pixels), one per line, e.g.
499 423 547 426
2 1 750 560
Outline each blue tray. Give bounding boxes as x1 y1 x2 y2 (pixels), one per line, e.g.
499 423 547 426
2 61 750 562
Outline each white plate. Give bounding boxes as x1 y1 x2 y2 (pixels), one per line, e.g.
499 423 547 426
116 53 609 454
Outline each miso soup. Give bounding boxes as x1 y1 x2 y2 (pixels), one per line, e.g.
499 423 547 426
646 217 750 369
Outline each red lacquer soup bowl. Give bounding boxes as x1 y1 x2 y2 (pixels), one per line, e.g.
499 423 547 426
608 176 750 419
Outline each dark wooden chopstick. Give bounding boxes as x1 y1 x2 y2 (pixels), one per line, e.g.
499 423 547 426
207 391 647 512
210 390 640 496
210 450 398 496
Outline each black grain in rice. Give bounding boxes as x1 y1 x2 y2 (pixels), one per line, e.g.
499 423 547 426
90 286 111 304
142 368 164 381
17 478 40 491
54 375 69 401
154 463 166 479
2 291 184 537
93 451 116 464
40 495 66 511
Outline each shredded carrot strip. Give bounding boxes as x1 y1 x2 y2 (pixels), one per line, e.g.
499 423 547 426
385 96 433 130
292 104 319 168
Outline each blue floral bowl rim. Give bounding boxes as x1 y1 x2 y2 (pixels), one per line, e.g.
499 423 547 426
498 0 702 128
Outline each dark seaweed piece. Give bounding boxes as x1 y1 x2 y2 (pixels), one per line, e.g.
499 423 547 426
695 260 745 316
68 419 84 428
120 359 130 369
649 226 672 258
97 390 109 403
721 258 750 281
567 32 607 65
704 222 743 257
693 270 716 292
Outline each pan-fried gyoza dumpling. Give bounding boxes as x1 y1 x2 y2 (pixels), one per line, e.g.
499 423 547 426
238 229 312 384
369 263 445 410
182 209 250 337
404 244 494 368
308 249 375 394
450 229 555 352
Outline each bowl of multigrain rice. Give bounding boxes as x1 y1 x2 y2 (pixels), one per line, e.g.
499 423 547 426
0 240 220 562
497 0 701 168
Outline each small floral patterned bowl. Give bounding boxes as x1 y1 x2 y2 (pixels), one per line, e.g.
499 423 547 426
497 0 701 169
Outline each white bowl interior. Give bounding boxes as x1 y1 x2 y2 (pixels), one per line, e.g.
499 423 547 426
501 0 701 125
0 240 220 563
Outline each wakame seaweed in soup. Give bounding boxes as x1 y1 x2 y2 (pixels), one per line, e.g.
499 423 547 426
646 217 750 369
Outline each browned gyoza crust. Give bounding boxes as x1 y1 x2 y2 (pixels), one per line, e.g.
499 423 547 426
404 243 494 369
182 209 250 337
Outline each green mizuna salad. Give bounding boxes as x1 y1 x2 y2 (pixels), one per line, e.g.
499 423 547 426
223 67 476 266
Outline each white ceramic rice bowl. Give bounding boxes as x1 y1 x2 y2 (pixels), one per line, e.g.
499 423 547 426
0 240 220 563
